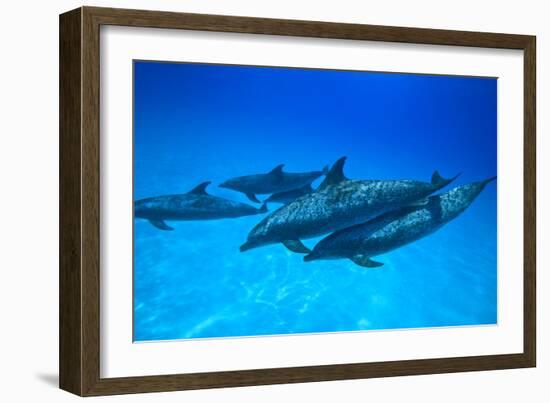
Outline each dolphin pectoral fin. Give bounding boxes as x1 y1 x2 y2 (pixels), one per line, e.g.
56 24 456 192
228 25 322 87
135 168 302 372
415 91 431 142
350 255 384 268
148 219 174 231
245 192 261 203
282 240 311 254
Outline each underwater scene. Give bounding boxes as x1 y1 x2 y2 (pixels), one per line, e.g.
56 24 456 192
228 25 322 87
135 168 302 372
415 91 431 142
133 60 497 342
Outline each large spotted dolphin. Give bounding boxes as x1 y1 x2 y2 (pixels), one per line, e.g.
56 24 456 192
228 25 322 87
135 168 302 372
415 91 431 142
219 164 328 203
134 181 267 230
240 157 459 254
304 177 496 267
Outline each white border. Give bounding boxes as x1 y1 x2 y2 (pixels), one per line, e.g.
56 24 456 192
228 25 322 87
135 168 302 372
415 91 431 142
100 25 524 378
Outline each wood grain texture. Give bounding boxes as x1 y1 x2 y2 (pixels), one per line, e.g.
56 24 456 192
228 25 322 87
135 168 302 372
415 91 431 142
81 6 102 396
59 6 537 396
523 38 536 367
59 8 83 396
86 354 530 396
86 6 531 49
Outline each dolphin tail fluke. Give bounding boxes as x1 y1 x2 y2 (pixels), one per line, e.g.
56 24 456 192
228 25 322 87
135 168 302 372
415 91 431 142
258 202 268 213
282 240 311 254
303 253 316 262
350 255 384 268
240 241 256 252
148 219 174 231
245 192 261 203
431 171 461 189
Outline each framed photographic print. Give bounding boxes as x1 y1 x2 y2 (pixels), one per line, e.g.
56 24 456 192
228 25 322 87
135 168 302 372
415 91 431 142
59 6 536 396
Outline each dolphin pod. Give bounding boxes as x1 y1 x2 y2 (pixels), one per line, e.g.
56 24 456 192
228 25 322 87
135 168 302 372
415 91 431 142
219 164 328 203
134 157 494 272
240 157 460 254
134 181 268 230
303 177 496 268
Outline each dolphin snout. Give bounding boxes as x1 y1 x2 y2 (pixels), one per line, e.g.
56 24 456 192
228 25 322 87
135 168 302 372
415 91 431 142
134 202 147 218
240 240 259 252
303 252 319 262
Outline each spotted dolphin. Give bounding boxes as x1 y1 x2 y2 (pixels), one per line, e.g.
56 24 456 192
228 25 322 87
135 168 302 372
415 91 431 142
264 184 314 205
240 157 459 254
219 164 328 203
135 181 267 230
304 177 496 267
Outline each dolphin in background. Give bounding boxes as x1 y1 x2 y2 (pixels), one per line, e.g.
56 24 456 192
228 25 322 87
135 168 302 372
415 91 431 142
240 157 459 254
219 164 328 203
135 181 267 230
304 177 496 268
264 184 314 205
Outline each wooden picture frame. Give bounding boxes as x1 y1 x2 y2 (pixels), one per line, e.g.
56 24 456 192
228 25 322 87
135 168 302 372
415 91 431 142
59 6 536 396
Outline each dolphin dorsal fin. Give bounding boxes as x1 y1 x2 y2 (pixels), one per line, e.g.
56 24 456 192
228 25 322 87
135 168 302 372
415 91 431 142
431 170 444 185
269 164 285 176
188 181 211 195
430 171 460 188
318 157 348 190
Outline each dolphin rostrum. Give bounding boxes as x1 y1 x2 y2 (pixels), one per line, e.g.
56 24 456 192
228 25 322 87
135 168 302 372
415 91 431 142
264 184 314 205
304 177 496 268
219 164 328 203
240 157 459 254
135 181 268 230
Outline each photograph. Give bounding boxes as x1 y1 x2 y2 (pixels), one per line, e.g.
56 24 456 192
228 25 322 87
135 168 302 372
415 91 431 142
133 60 498 342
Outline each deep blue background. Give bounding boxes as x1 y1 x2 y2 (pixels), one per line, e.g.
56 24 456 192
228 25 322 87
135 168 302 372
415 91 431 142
134 61 497 341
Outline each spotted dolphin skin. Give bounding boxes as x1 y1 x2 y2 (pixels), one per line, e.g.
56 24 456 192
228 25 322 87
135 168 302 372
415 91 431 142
219 164 328 203
304 177 496 268
264 184 314 205
240 157 459 254
135 181 267 230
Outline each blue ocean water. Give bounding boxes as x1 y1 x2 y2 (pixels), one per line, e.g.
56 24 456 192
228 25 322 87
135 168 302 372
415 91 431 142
133 61 497 342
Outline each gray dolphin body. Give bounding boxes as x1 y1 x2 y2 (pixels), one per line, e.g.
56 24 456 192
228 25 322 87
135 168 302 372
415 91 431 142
264 184 314 205
134 181 267 230
304 177 496 268
240 157 459 254
219 164 328 203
